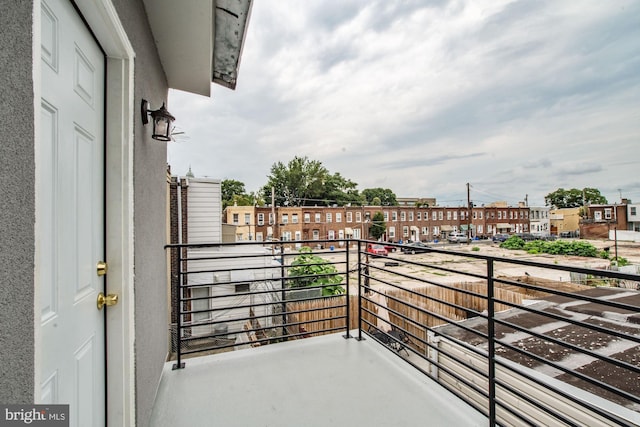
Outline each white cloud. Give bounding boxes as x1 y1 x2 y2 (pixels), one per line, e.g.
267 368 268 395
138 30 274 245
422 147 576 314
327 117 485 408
168 0 640 206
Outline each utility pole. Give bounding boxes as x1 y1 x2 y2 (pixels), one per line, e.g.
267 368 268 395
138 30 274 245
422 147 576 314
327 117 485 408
524 194 528 207
467 183 471 245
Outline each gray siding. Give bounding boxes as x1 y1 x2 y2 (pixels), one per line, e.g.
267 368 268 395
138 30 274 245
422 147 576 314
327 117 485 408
187 180 222 244
0 1 36 404
111 1 170 425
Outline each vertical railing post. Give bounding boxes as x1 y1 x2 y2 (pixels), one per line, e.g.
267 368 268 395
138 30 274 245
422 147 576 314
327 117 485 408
343 239 351 339
279 243 288 341
173 246 185 370
487 258 496 426
357 240 364 341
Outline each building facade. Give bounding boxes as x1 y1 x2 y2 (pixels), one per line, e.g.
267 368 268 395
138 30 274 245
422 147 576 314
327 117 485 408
580 204 628 239
225 205 532 245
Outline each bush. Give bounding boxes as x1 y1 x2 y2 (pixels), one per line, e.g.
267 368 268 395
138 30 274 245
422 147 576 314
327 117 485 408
500 235 525 250
472 246 480 252
288 247 344 296
500 237 601 259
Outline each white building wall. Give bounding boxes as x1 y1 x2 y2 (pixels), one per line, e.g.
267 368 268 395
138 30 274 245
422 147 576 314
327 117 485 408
187 179 222 244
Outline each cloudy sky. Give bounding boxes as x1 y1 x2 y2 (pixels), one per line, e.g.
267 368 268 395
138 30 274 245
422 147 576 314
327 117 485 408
168 0 640 207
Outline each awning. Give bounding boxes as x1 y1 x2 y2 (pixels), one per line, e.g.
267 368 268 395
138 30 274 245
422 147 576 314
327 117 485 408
440 225 453 232
496 223 512 229
460 224 475 231
410 226 419 232
344 227 353 235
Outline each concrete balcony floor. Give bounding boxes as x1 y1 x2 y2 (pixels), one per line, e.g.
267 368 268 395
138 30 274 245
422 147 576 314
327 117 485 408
150 332 488 427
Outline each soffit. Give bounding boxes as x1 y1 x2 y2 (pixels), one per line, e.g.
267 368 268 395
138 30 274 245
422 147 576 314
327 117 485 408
142 0 252 97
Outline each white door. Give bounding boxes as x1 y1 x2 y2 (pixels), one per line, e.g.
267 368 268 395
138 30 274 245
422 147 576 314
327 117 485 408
39 0 106 426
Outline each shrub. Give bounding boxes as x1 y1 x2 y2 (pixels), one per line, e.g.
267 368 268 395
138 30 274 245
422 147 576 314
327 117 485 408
288 247 344 296
472 246 480 252
500 235 525 250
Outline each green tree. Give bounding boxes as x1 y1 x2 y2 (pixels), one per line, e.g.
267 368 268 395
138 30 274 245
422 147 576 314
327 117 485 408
368 211 386 240
261 156 362 207
222 179 248 209
361 188 398 206
544 187 607 208
287 247 344 296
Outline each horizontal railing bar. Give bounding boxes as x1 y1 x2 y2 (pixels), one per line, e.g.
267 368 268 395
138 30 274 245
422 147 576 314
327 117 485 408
495 338 640 405
493 360 635 426
179 326 346 355
179 296 345 319
492 315 640 373
491 296 640 345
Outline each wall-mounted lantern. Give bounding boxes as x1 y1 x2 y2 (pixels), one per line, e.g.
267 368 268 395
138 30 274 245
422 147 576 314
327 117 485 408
141 99 176 141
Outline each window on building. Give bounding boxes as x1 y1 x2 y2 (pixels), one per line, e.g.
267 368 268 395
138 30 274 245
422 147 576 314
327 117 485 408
392 211 398 221
244 213 251 224
282 231 291 241
304 213 311 223
295 231 301 240
291 214 298 224
384 211 389 221
520 211 524 219
498 211 502 219
328 230 335 239
487 225 492 233
594 211 602 221
417 212 421 220
257 213 264 226
282 214 288 224
315 213 321 223
336 212 342 223
326 213 332 223
312 230 319 240
447 211 452 220
631 207 637 216
477 224 483 234
473 211 477 219
453 211 457 220
346 212 353 222
235 283 250 293
479 211 483 219
232 213 239 224
433 226 439 236
409 211 414 221
269 213 274 225
604 208 612 220
256 232 263 241
389 227 395 239
400 211 406 221
403 226 409 237
490 212 495 219
438 211 443 220
356 212 362 222
432 212 437 221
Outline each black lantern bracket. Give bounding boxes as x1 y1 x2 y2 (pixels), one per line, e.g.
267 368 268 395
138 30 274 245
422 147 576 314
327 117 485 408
141 99 176 141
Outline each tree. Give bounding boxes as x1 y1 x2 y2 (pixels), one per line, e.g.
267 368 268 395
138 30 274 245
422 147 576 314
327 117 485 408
361 188 398 206
222 179 247 208
261 156 362 207
368 211 386 240
544 187 607 208
287 247 344 296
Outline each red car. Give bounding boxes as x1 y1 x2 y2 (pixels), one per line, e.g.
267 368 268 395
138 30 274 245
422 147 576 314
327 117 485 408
366 243 389 256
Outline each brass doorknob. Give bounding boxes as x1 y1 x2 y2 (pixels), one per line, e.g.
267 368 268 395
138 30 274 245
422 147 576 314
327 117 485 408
97 292 118 310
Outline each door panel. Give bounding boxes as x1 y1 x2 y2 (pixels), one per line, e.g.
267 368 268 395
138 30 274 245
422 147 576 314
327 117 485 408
38 1 105 426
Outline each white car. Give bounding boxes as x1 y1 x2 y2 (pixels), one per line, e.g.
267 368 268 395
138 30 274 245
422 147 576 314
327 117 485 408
447 232 469 243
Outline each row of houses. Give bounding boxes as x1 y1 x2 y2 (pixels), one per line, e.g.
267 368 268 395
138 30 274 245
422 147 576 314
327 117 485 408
225 203 536 243
224 198 640 244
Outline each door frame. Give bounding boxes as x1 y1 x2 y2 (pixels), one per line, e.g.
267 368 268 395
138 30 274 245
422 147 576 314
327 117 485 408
33 1 136 425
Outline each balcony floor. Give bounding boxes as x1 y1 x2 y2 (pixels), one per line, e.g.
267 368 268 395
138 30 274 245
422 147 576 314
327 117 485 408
150 331 488 427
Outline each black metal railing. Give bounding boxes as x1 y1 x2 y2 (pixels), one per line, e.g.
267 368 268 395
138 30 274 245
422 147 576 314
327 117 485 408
166 239 640 426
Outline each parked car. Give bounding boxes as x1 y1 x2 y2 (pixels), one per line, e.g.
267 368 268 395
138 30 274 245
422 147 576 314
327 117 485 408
447 232 469 243
383 242 398 253
491 233 510 242
366 243 388 256
401 241 431 254
515 233 537 241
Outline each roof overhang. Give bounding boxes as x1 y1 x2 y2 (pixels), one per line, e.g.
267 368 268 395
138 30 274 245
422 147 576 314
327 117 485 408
143 0 252 97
